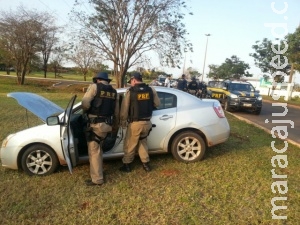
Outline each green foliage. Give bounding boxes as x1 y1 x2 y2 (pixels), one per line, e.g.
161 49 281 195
72 0 193 88
262 94 300 106
250 38 290 83
293 84 300 92
207 55 251 80
0 6 59 84
285 27 300 75
187 67 200 78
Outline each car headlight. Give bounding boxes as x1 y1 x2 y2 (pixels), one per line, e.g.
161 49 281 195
257 96 262 101
1 134 15 148
230 93 238 98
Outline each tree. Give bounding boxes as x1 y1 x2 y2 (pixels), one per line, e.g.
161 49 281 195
207 55 251 80
250 38 290 83
285 26 300 82
72 0 193 88
207 64 220 80
186 67 200 79
39 24 60 78
0 43 14 74
69 41 101 81
224 55 251 79
0 6 58 84
49 45 69 78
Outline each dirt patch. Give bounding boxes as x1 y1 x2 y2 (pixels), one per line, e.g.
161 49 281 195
160 169 180 176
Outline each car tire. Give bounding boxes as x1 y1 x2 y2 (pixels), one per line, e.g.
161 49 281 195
171 132 206 163
21 144 59 176
253 108 261 115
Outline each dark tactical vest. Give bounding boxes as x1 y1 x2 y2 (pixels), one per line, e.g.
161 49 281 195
129 83 154 121
88 83 117 117
177 78 187 90
188 80 198 90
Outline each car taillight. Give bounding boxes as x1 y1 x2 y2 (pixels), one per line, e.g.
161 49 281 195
213 102 225 118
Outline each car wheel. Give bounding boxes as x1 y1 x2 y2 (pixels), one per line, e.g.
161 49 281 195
21 144 59 176
171 132 206 163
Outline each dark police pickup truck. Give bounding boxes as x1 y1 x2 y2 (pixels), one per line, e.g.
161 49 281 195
206 80 262 115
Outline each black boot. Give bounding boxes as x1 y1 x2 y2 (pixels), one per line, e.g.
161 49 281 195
142 162 151 172
119 163 131 173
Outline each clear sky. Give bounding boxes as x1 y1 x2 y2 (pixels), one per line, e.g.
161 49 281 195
1 0 300 82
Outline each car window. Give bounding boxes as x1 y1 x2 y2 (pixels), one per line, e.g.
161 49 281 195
158 77 166 83
229 84 238 91
249 84 255 92
156 92 177 110
229 83 253 92
208 81 223 88
207 81 215 87
216 82 224 88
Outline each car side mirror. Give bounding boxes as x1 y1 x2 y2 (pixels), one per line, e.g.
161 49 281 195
47 116 60 126
256 90 260 93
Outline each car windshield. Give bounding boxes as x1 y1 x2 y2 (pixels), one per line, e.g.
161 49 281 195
229 83 254 92
208 81 223 88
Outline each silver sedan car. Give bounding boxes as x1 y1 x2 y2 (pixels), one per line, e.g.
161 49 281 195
1 87 230 176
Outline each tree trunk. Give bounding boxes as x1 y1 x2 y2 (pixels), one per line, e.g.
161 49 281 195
44 64 47 78
21 70 26 85
17 74 21 85
288 63 294 83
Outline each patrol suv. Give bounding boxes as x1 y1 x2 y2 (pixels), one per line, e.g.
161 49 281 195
207 80 262 114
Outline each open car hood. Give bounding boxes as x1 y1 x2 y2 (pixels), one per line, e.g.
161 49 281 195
8 92 64 122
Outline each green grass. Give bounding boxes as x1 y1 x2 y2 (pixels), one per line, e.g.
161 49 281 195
0 71 91 82
262 94 300 106
0 76 299 224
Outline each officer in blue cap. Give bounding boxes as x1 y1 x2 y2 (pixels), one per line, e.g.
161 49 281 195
82 72 118 186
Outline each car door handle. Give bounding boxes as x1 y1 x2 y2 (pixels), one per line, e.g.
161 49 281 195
159 115 173 120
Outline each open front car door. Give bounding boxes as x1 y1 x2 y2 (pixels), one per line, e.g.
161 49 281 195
60 95 77 174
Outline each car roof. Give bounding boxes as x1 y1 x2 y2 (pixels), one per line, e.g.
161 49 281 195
222 80 252 85
230 81 249 84
9 87 211 123
117 86 208 107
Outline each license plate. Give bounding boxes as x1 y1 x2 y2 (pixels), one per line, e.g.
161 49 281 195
243 103 252 107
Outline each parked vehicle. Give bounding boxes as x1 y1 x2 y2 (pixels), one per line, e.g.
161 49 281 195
170 79 177 88
1 87 230 176
157 75 166 86
207 80 262 114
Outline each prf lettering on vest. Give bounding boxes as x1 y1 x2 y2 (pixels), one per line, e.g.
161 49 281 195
137 93 150 100
99 91 116 99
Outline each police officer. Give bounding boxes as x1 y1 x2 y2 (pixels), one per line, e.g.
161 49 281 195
82 72 118 186
201 82 207 98
187 77 199 96
177 74 188 91
119 72 160 172
164 75 171 88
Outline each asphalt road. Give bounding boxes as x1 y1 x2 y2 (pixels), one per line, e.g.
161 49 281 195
232 101 300 147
